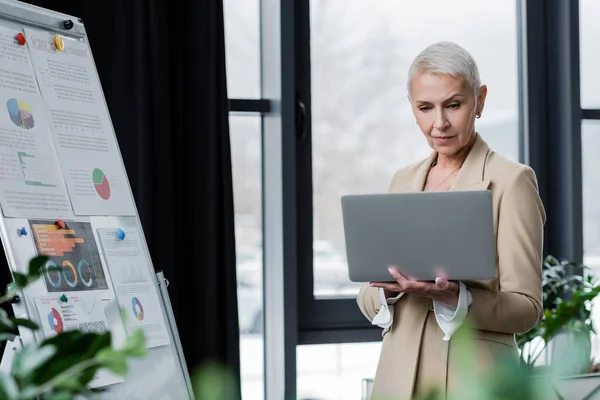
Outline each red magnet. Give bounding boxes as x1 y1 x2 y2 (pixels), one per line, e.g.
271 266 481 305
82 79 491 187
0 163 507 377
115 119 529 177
15 33 26 46
56 220 66 229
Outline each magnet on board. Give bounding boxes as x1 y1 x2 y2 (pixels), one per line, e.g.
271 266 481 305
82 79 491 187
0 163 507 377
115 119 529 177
53 34 64 51
59 294 68 303
116 228 125 241
17 227 27 237
15 33 25 46
56 220 66 229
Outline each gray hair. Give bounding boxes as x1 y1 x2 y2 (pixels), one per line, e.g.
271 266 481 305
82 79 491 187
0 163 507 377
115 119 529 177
407 41 482 97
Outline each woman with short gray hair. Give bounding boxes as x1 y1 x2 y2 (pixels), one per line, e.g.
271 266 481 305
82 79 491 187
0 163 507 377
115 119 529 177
357 41 545 399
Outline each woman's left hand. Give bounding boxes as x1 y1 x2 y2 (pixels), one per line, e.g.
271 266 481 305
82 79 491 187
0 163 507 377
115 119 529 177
369 267 460 307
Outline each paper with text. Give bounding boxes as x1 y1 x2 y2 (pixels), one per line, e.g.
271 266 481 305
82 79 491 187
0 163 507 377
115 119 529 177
0 25 73 218
97 227 170 349
34 293 123 388
24 27 135 216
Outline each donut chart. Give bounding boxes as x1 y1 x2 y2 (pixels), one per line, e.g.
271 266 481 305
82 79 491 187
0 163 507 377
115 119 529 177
92 168 111 200
131 297 144 321
44 260 61 288
6 98 35 129
47 307 63 333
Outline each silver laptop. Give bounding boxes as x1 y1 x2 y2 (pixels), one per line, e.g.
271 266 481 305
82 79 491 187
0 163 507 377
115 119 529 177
341 191 496 282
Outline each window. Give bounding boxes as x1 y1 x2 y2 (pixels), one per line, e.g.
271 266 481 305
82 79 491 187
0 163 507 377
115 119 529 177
310 0 521 297
223 0 261 98
296 342 381 400
582 120 600 361
230 115 263 400
582 120 600 269
580 0 600 109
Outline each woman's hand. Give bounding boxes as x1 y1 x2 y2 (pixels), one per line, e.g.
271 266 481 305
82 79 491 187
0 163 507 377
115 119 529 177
369 267 460 307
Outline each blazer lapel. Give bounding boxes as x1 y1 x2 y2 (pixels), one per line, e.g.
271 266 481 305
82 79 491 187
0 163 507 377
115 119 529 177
409 152 437 192
450 134 491 191
403 134 491 193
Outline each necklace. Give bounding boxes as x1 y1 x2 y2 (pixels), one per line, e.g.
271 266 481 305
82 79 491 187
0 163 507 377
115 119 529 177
426 164 461 191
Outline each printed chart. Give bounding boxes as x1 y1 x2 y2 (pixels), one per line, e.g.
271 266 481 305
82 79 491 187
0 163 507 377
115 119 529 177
25 27 136 216
131 296 144 321
6 98 34 129
47 306 63 333
34 293 123 388
97 226 170 349
18 151 57 187
30 220 109 292
0 25 73 218
92 168 110 200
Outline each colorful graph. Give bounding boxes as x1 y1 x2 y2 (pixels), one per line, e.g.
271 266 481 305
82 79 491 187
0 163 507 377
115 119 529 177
131 297 144 321
18 152 57 187
31 221 109 293
6 98 35 129
47 307 64 333
92 168 110 200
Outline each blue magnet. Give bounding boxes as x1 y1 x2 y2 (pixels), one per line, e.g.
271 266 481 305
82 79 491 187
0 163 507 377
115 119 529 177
116 228 125 240
18 227 27 237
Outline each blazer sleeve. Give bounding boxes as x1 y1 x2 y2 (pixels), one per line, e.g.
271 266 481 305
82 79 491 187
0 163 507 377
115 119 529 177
357 284 383 321
466 166 546 334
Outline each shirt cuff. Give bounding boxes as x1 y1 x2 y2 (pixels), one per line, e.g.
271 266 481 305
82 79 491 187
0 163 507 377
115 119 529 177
372 288 404 332
433 282 473 341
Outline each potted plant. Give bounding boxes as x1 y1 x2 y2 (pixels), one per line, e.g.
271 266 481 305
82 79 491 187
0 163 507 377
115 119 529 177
516 255 600 375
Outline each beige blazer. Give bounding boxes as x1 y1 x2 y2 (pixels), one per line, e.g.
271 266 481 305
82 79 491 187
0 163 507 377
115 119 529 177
357 134 546 399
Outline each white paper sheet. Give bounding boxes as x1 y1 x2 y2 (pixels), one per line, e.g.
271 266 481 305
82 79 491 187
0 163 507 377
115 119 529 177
34 293 123 388
97 227 170 349
0 26 73 218
24 28 136 216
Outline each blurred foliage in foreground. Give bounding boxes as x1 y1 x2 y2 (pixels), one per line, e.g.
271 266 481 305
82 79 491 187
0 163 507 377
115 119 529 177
369 319 593 400
0 256 147 400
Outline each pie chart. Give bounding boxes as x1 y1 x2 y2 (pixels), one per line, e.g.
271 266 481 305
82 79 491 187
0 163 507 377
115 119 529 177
131 297 144 321
92 168 110 200
6 98 35 129
47 307 64 333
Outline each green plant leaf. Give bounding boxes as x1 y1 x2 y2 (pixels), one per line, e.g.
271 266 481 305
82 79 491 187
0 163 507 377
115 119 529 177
27 255 48 277
11 272 28 289
12 344 56 382
122 329 146 357
42 391 74 400
0 333 16 342
53 370 86 392
11 317 38 330
30 331 112 386
0 373 18 400
96 349 128 376
0 309 15 331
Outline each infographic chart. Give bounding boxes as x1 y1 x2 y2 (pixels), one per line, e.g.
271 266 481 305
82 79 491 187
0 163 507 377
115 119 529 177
132 297 144 321
30 220 109 292
0 25 73 218
92 168 110 200
47 307 63 333
6 98 35 129
97 226 170 349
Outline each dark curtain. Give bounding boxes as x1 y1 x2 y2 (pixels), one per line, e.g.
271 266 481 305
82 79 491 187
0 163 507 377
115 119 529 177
20 0 241 395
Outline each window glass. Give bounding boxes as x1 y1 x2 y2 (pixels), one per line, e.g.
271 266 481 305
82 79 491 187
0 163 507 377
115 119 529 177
297 342 381 400
230 115 263 399
224 0 261 98
310 0 520 297
582 120 600 361
580 0 600 109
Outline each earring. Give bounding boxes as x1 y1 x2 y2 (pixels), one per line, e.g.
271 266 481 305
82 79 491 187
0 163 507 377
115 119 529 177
476 112 481 119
